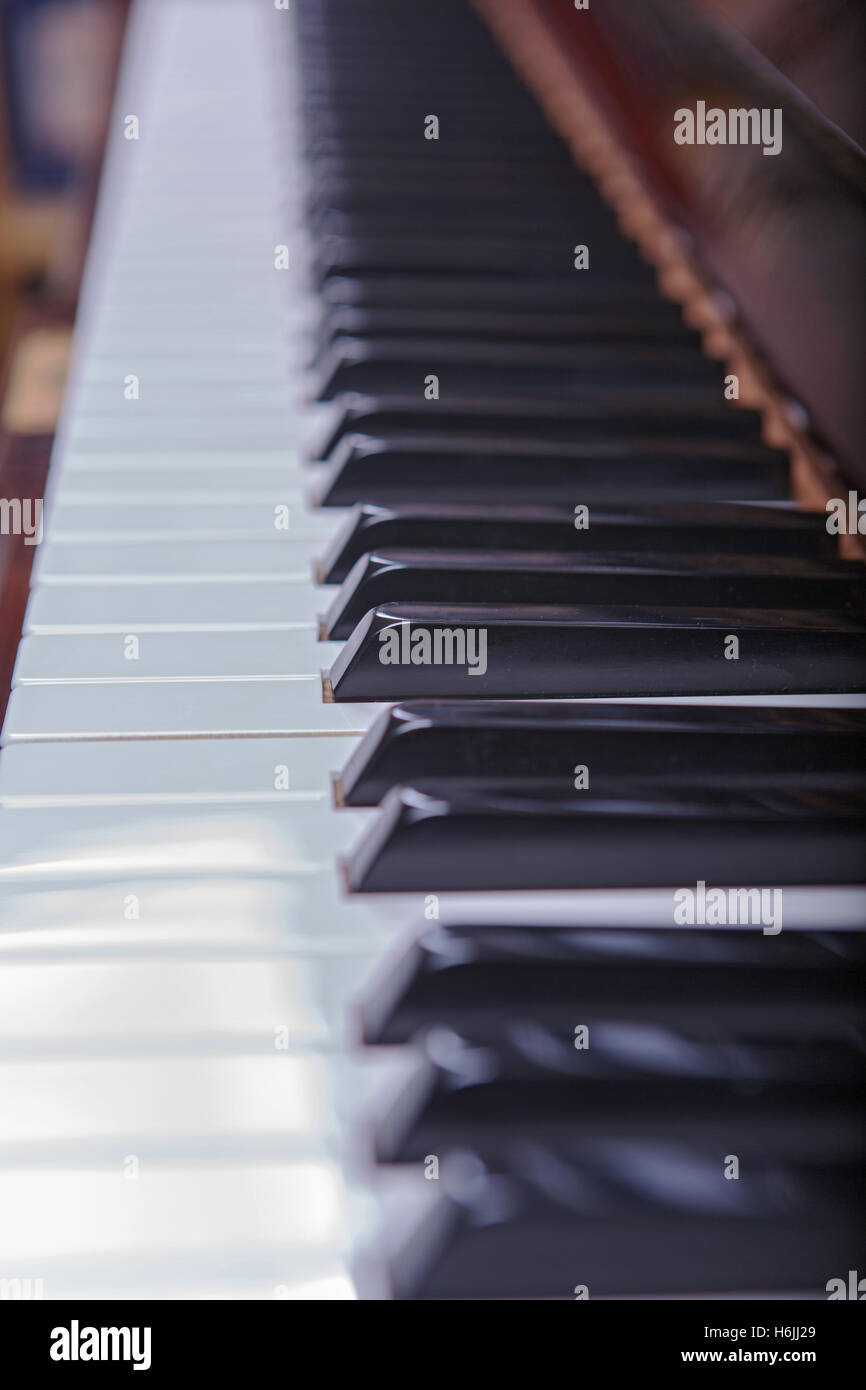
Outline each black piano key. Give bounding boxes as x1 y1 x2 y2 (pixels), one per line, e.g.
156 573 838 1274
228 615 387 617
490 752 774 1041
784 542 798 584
313 233 654 284
299 60 545 94
318 503 836 585
305 134 586 169
299 104 555 142
310 204 629 246
343 783 866 893
315 303 701 350
324 603 866 701
313 335 725 401
338 701 866 806
312 392 770 459
305 163 599 211
305 130 559 161
320 549 866 641
313 435 789 506
360 924 866 1048
318 274 683 315
307 186 619 228
387 1158 864 1299
294 23 519 64
375 1061 866 1166
427 1028 866 1087
375 1017 866 1088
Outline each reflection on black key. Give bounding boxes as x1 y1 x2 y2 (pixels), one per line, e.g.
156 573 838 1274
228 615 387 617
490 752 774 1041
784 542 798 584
344 783 866 893
360 923 866 1048
324 603 866 701
319 273 689 315
375 1060 866 1166
386 1156 864 1300
316 302 702 349
312 391 770 458
338 702 866 806
320 549 866 640
311 201 626 244
317 503 835 584
313 335 725 400
313 233 652 283
314 435 789 506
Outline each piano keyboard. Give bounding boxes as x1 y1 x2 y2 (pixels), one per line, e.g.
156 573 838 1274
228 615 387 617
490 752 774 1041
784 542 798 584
0 0 863 1301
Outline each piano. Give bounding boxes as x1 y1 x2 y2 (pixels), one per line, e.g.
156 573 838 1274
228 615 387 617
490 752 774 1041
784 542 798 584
0 0 863 1301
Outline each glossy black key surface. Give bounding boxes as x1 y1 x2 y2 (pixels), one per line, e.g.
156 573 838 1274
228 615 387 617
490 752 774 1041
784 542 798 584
320 548 866 640
310 200 626 244
373 1013 866 1088
313 435 789 507
385 1158 864 1300
307 170 604 217
338 702 866 806
313 334 726 400
317 503 835 583
300 101 555 139
318 274 686 315
315 303 702 350
343 784 866 893
375 1060 866 1165
360 924 866 1049
325 603 866 701
311 230 653 283
311 392 771 459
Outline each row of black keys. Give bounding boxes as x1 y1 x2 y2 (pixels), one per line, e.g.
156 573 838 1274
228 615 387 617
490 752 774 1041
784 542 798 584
315 503 866 698
292 0 865 1298
335 701 866 890
358 923 865 1299
289 6 865 699
293 0 789 495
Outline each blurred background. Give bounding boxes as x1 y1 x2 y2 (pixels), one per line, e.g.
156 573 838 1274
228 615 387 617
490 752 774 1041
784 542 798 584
0 0 126 348
0 0 125 715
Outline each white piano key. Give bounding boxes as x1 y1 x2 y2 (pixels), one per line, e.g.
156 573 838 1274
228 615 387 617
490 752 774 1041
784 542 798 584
13 631 342 683
54 448 303 473
47 470 309 505
44 498 336 540
98 226 289 247
0 878 407 958
597 694 866 708
0 1244 361 1300
0 955 378 1054
33 539 320 581
70 349 298 374
63 419 299 445
72 382 300 412
23 581 325 632
0 1052 395 1156
2 681 381 741
0 800 374 883
0 1160 425 1298
47 481 310 509
76 355 298 384
0 731 357 801
0 1162 353 1260
82 279 296 304
0 1158 424 1302
1 875 863 967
